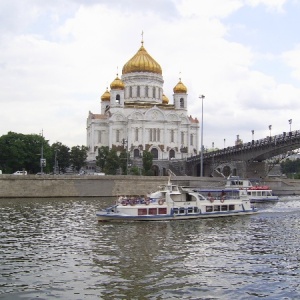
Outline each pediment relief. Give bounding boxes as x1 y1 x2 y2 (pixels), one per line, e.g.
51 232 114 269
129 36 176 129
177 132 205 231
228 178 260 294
145 108 165 121
166 113 180 122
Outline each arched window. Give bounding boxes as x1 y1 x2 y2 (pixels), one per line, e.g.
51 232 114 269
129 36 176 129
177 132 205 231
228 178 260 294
145 86 148 97
116 94 120 104
129 86 132 98
137 86 140 97
169 149 175 159
180 98 184 108
133 149 140 158
153 87 156 98
116 130 120 142
151 148 158 159
135 128 139 142
190 134 194 146
170 129 175 143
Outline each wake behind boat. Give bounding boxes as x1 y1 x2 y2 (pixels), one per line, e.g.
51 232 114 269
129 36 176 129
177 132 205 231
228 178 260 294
225 176 279 203
96 179 258 222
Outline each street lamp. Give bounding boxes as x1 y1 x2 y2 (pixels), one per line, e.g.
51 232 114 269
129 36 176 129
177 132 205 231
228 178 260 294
122 138 129 175
269 125 272 137
252 130 254 140
40 130 46 174
54 149 59 174
199 95 205 177
224 138 226 148
288 119 292 132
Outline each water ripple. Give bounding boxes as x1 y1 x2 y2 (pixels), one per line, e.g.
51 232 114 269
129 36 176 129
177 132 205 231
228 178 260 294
0 197 300 299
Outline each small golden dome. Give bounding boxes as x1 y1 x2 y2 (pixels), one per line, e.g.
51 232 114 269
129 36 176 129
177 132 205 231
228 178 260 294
101 88 110 101
122 43 162 75
110 75 125 90
162 94 169 104
173 79 187 94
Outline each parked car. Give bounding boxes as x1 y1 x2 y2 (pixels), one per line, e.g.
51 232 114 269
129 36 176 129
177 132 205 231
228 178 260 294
13 171 27 175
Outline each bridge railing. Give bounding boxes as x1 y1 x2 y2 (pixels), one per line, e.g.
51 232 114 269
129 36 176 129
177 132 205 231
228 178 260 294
187 130 300 162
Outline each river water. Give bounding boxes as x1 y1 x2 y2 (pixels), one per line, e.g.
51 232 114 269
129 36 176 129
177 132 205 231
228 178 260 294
0 196 300 300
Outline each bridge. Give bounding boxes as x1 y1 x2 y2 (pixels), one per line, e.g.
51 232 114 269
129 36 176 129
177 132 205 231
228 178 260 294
185 130 300 178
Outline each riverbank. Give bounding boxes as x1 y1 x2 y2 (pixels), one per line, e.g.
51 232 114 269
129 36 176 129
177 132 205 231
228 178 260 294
0 175 299 198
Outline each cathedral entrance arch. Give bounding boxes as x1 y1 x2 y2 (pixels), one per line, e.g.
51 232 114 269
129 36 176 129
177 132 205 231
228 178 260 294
151 148 158 159
152 165 159 176
169 149 175 159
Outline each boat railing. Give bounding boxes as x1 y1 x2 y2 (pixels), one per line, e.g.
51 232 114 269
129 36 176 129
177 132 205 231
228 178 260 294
117 196 166 206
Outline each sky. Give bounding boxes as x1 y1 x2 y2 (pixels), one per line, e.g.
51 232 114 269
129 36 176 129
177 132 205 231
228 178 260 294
1 0 300 150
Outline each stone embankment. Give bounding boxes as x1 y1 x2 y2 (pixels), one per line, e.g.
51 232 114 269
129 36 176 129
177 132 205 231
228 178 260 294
0 175 299 198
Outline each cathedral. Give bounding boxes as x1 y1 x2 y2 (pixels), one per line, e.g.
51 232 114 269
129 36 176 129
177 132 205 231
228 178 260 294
86 39 199 168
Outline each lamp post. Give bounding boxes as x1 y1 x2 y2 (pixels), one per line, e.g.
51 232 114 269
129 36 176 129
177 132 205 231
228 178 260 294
269 125 272 137
40 130 46 174
54 149 59 174
199 95 205 177
224 138 226 149
122 138 129 175
252 130 254 140
288 119 292 132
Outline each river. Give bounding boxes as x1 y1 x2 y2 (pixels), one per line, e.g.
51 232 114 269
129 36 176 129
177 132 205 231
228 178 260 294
0 196 300 299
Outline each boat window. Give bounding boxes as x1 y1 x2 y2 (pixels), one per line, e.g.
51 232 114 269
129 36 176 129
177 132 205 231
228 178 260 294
206 206 213 212
193 207 199 213
158 207 167 215
229 205 235 211
148 208 157 215
138 208 147 215
179 207 185 214
187 207 193 213
173 208 179 214
214 205 220 212
221 205 227 211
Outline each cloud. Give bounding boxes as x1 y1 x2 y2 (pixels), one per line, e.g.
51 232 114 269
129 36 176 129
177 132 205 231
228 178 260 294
0 0 299 150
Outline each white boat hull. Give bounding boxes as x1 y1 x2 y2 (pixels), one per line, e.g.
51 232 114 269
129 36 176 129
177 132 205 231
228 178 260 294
96 209 258 222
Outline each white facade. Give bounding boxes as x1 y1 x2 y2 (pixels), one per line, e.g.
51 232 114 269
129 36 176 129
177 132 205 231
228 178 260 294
86 41 199 162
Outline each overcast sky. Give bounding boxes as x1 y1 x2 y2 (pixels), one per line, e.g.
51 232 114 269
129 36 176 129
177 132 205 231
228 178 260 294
1 0 300 150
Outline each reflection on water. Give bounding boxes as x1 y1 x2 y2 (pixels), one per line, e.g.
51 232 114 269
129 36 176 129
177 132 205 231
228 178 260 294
0 197 300 299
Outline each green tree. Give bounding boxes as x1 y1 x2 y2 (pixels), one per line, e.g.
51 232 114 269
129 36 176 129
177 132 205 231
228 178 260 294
142 150 154 176
103 148 120 175
130 165 141 176
96 146 110 171
51 142 70 173
119 150 128 174
70 145 88 172
280 158 300 178
0 132 51 174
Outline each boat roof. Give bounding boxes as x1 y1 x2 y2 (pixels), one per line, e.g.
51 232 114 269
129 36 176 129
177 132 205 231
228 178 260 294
194 188 240 193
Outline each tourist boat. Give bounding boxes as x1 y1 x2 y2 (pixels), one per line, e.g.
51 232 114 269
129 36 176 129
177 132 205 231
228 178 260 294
96 179 258 222
225 176 279 203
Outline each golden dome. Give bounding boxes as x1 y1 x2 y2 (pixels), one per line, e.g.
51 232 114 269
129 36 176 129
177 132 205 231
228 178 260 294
173 79 187 94
110 75 125 90
162 94 169 104
101 88 110 101
122 42 162 75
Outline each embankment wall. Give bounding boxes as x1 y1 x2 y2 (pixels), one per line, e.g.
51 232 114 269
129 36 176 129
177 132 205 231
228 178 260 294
0 175 299 198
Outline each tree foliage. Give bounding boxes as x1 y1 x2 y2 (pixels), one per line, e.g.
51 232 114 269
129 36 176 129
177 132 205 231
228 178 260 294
142 150 154 176
0 132 51 174
103 148 120 175
96 146 110 171
51 142 70 173
281 159 300 178
70 145 88 172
